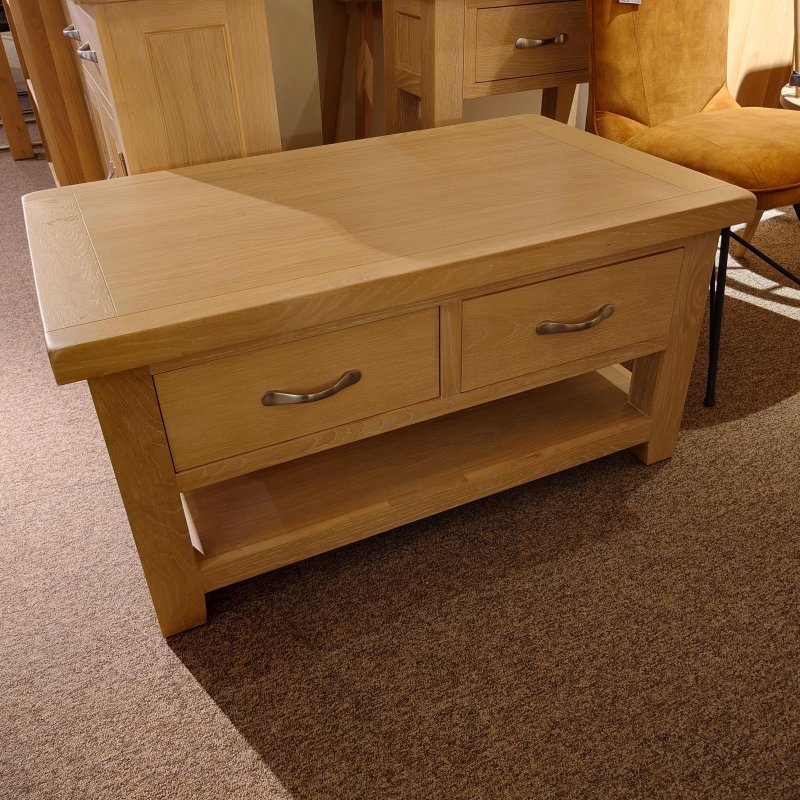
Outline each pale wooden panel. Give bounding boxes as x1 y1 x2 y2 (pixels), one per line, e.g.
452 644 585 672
89 368 206 636
156 309 440 470
0 24 34 159
146 26 242 166
176 335 663 493
100 0 280 173
23 117 755 382
728 0 794 108
461 250 683 391
395 10 422 73
72 122 682 315
24 195 116 329
474 1 588 83
186 369 651 592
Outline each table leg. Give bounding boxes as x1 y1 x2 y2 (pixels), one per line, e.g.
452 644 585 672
420 0 463 129
0 25 34 159
355 0 374 138
321 0 349 144
89 367 206 636
541 84 577 125
628 231 719 464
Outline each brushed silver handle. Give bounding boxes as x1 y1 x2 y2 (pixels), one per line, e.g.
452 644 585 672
77 43 98 63
63 25 81 40
106 161 116 180
260 369 362 406
515 33 567 48
536 304 615 335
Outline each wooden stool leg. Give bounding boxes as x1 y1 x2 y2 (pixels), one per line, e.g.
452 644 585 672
321 0 349 145
0 31 34 159
355 0 374 139
89 368 206 637
541 84 577 125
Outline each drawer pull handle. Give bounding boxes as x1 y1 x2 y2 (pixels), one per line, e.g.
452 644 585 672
260 369 362 406
515 33 567 49
536 304 615 335
63 25 81 40
77 43 98 63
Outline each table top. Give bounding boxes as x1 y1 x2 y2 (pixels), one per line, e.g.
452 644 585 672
24 115 754 384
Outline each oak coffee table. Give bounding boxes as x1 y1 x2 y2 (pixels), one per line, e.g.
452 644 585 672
24 116 753 636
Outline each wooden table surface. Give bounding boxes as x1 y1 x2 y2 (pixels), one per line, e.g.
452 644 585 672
25 115 753 384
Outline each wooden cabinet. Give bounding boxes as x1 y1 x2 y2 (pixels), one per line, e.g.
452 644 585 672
24 116 754 636
385 0 589 131
60 0 282 175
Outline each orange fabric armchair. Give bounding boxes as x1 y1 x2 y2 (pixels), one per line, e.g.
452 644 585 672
586 0 800 405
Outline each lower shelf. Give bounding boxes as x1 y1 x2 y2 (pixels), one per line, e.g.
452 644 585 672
184 366 650 593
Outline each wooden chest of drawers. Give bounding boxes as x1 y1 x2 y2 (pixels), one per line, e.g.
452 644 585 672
24 116 754 636
385 0 590 131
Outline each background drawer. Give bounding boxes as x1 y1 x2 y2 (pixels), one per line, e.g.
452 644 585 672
474 1 588 83
63 0 112 101
461 250 683 391
156 309 440 471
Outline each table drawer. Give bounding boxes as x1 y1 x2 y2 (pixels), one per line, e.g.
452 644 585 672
461 250 683 391
474 1 588 83
155 309 441 471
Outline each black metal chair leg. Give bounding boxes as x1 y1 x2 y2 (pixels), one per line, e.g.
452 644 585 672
794 204 800 223
704 227 731 407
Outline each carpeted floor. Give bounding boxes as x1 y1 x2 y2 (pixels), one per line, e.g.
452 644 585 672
1 151 798 800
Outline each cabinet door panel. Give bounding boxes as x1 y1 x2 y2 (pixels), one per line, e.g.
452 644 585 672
101 0 281 172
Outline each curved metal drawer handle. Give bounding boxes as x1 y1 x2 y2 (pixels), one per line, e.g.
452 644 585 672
515 33 567 48
261 369 362 406
77 43 98 63
536 304 615 335
63 25 81 40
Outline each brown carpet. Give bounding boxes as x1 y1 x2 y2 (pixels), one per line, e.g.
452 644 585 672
1 152 799 800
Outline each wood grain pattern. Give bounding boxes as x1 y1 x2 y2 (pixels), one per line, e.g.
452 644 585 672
628 232 719 464
24 195 116 328
728 0 794 108
3 0 104 184
23 117 754 384
93 0 281 173
174 334 663 492
155 308 440 470
186 368 650 592
421 0 463 128
461 249 683 391
474 0 588 83
0 27 34 159
88 368 206 636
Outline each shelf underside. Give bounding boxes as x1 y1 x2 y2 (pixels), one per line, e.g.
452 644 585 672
184 367 650 593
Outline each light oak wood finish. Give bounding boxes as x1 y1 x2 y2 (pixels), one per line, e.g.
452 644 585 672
3 0 103 184
60 0 281 175
461 249 683 391
0 26 34 159
186 368 649 592
384 0 587 132
155 308 440 470
728 0 794 108
25 116 755 635
88 368 207 636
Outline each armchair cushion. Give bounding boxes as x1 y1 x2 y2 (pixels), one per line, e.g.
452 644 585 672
624 107 800 210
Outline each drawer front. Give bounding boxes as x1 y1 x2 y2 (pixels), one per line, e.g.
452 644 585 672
156 309 441 471
63 0 112 101
461 250 683 392
475 1 588 83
